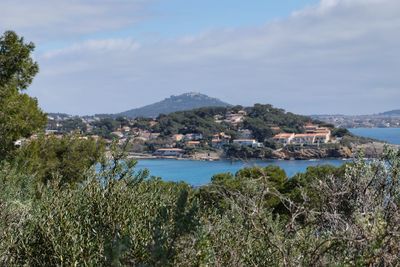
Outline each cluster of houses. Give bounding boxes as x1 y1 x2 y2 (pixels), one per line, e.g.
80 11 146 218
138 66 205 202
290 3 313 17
44 114 333 159
154 130 264 157
273 124 331 146
211 132 231 148
214 110 247 126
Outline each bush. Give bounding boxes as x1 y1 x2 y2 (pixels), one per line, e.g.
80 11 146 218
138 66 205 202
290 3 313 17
14 134 105 187
1 156 199 266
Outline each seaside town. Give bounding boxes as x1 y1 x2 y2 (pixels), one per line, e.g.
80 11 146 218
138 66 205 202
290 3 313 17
312 114 400 128
25 108 345 161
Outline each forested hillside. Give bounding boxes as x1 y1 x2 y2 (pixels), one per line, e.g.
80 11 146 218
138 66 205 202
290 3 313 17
152 104 321 140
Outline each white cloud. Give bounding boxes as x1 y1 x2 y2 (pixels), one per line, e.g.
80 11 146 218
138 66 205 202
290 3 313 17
42 39 140 59
28 0 400 115
0 0 150 40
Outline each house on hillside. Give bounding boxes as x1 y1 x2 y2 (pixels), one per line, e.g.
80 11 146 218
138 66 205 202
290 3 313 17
273 124 332 146
224 111 246 125
184 133 203 141
172 134 184 142
291 134 316 145
212 132 231 141
211 132 231 148
314 132 331 144
233 139 263 148
122 126 131 132
273 133 295 145
304 123 319 133
186 141 201 148
214 115 224 123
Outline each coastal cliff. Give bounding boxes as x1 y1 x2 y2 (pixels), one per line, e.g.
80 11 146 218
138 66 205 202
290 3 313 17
270 142 396 160
272 146 352 160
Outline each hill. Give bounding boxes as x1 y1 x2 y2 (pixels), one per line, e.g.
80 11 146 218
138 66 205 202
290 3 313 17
150 104 322 140
116 92 230 118
379 110 400 116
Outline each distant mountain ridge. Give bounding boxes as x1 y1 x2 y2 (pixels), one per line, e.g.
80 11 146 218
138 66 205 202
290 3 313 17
379 110 400 116
116 92 231 118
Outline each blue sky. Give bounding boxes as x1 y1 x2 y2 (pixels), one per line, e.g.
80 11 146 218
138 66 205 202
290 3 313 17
1 0 399 115
137 0 319 36
36 0 319 51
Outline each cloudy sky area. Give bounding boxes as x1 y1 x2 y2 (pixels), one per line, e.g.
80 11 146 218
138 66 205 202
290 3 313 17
1 0 399 115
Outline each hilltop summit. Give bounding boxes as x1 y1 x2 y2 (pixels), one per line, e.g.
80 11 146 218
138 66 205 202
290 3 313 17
117 92 230 118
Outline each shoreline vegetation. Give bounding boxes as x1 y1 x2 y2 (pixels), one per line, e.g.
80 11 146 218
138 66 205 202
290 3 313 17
3 31 400 265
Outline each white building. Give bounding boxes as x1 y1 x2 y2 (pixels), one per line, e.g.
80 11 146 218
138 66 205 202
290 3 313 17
273 124 332 146
314 132 330 144
273 133 295 145
291 134 317 145
233 139 263 148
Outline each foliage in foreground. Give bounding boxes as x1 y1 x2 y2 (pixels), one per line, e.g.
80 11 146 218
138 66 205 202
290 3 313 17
0 155 197 266
1 148 400 266
14 134 105 187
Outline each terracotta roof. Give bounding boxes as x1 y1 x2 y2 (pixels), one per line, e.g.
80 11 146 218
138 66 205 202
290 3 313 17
293 134 317 138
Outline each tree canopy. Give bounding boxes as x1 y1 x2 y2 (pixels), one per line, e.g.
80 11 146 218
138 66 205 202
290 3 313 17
0 31 46 160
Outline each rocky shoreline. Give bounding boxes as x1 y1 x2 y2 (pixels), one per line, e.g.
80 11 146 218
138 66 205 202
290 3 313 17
271 146 352 160
129 142 397 161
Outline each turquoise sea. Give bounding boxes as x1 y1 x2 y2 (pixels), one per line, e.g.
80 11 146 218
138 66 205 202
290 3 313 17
136 128 400 185
136 159 345 186
349 128 400 145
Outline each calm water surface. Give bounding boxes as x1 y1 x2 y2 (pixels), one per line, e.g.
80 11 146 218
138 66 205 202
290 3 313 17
349 128 400 145
136 159 345 186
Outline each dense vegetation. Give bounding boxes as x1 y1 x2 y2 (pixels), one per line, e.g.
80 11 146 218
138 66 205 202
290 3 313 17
153 106 234 137
2 148 400 265
2 31 400 266
244 103 320 142
152 104 320 140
